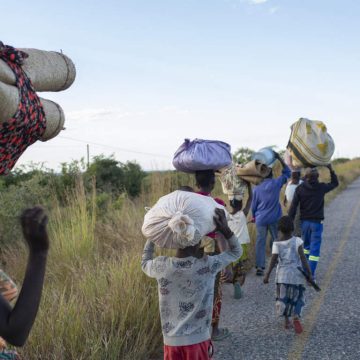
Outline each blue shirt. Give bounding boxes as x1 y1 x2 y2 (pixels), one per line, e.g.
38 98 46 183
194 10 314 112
251 166 291 226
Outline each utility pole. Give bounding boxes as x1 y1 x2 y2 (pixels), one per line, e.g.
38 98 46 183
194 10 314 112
87 144 90 169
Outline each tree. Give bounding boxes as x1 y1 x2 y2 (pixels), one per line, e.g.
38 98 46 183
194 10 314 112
233 147 255 164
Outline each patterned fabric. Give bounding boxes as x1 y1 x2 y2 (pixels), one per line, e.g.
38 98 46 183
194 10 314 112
276 283 305 318
0 42 46 175
0 270 18 304
141 236 241 346
272 237 305 285
0 350 21 360
0 270 20 359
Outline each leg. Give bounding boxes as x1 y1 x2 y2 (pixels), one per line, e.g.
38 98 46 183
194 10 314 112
301 221 311 261
268 222 278 250
308 222 323 277
255 225 267 270
294 206 302 237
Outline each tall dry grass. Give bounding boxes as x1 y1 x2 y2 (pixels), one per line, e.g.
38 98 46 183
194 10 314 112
1 159 360 359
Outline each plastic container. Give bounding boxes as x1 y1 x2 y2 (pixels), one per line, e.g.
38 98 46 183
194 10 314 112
252 147 276 167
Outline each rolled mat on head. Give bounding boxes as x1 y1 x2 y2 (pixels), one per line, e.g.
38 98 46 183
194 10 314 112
236 160 271 185
40 98 65 141
142 190 226 249
0 48 76 92
0 81 65 141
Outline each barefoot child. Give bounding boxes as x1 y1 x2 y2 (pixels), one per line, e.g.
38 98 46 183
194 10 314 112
141 208 242 359
263 216 312 334
227 181 252 299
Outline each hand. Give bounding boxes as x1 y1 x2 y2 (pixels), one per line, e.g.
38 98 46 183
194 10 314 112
273 150 280 159
213 208 233 239
222 267 233 283
327 163 333 171
21 207 49 254
263 275 269 284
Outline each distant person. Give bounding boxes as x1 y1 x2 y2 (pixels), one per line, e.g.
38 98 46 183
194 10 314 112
284 171 303 236
0 207 49 347
263 216 312 334
227 181 252 299
289 165 338 278
251 152 291 276
195 170 232 341
141 208 241 360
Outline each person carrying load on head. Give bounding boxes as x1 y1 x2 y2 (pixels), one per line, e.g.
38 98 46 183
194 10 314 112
288 165 338 279
284 171 303 237
251 151 291 276
141 208 242 360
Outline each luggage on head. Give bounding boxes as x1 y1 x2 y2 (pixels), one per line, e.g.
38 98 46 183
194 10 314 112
142 190 226 249
172 138 232 173
286 118 335 168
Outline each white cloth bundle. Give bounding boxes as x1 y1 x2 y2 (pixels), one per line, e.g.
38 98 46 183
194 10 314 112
142 190 226 249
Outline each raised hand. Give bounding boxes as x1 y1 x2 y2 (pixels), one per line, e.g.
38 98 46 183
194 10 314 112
20 207 49 254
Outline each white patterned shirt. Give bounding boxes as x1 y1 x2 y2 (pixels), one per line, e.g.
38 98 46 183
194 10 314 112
141 235 241 346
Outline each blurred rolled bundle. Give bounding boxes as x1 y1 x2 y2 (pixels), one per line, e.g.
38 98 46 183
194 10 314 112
0 48 76 92
236 160 271 185
0 81 65 141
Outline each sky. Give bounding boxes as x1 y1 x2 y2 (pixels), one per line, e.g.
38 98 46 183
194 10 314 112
1 0 359 171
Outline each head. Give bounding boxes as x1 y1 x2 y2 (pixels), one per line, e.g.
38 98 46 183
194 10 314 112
178 185 194 192
304 167 319 184
195 170 216 193
291 171 301 183
278 216 294 238
176 243 202 258
265 168 273 179
230 198 243 212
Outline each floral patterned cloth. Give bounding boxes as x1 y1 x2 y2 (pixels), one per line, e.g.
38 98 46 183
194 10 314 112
0 42 46 175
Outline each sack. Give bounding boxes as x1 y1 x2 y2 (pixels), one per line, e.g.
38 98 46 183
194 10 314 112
0 48 76 92
142 190 226 249
287 118 335 167
218 162 247 200
172 138 232 173
236 160 271 185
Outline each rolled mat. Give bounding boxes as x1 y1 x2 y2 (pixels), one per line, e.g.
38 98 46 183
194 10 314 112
236 160 271 185
0 48 76 92
0 81 65 140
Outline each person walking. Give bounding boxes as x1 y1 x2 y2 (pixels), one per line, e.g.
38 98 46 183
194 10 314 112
251 152 291 276
288 165 338 279
284 171 303 236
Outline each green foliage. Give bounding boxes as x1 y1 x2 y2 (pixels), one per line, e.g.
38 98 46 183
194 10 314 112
233 147 254 164
332 157 350 165
85 155 146 197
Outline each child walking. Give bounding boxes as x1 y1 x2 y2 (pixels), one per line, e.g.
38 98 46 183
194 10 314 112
263 216 313 334
227 181 252 299
141 208 242 360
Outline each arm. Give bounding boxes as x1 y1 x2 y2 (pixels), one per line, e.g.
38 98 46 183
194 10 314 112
210 209 242 273
274 151 291 185
323 164 339 193
288 187 300 220
243 182 252 217
251 189 258 219
141 240 157 278
0 207 49 347
263 254 279 284
298 245 313 281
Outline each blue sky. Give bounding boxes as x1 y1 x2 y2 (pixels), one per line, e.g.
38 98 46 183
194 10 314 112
1 0 359 170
